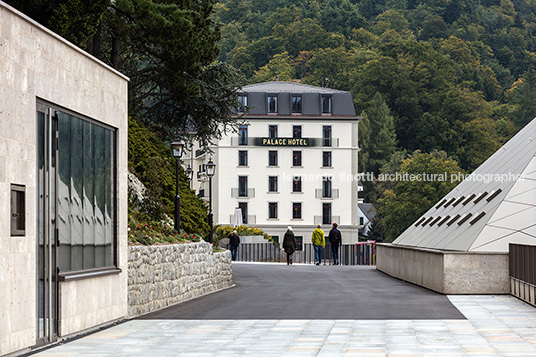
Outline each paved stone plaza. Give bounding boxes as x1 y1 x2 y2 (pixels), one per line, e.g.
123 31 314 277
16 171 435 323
31 264 536 356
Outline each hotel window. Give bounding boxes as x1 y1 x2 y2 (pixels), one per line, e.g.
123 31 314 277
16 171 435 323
360 217 364 225
322 151 332 167
322 203 332 225
323 125 332 147
269 125 278 138
293 151 302 167
238 150 248 166
291 95 302 113
322 96 332 114
268 150 278 166
293 176 302 193
293 202 302 219
295 236 303 251
323 177 332 198
293 125 302 139
237 94 247 113
239 202 248 224
11 184 25 236
267 95 278 113
239 125 248 146
269 202 278 219
238 176 248 197
268 176 278 192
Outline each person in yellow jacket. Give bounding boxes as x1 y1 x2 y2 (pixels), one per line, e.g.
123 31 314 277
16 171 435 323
312 224 325 265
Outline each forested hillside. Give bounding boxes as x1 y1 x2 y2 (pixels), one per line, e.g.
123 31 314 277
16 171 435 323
215 0 536 173
214 0 536 241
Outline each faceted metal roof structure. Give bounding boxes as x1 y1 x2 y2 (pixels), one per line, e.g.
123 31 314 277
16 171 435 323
393 118 536 252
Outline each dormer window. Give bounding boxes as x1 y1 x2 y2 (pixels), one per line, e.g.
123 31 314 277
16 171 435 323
267 95 278 113
237 94 247 113
322 95 332 114
291 95 302 113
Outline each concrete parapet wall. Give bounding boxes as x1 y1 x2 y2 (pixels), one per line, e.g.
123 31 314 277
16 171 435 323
377 243 509 294
128 243 233 317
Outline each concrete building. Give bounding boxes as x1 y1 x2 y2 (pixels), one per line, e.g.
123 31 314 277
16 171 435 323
377 118 536 294
185 81 361 245
1 2 129 355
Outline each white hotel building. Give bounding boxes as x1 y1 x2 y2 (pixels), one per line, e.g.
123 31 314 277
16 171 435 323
187 81 361 244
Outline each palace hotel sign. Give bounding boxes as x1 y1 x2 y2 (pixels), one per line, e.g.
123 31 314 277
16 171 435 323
254 138 320 146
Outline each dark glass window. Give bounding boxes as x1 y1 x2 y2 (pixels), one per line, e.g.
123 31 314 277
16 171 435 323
323 125 332 147
322 151 332 167
293 176 302 192
237 95 247 113
268 202 278 219
239 125 248 145
238 176 248 197
295 236 303 251
293 151 302 167
291 95 302 113
322 203 332 225
238 150 248 166
360 217 364 225
322 96 332 114
269 125 278 138
11 184 25 236
293 125 302 139
293 202 302 219
267 95 278 113
268 176 278 192
268 150 278 166
323 177 332 198
239 202 248 224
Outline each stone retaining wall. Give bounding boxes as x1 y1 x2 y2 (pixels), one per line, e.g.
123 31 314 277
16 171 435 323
128 242 233 317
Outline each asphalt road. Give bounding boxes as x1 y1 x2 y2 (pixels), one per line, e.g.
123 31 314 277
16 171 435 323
139 263 466 320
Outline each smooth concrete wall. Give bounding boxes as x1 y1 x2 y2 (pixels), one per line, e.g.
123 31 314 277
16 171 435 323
128 243 233 317
0 2 128 355
377 244 509 294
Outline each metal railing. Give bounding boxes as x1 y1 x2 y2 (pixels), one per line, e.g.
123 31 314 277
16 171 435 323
314 216 340 226
233 242 375 266
510 243 536 285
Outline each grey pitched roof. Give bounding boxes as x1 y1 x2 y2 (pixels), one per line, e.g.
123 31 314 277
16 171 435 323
359 203 376 221
393 117 536 252
242 81 348 94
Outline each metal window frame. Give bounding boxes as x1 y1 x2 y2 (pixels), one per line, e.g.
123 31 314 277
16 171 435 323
11 184 26 236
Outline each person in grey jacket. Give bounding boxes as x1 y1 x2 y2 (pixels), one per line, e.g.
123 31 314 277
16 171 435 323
282 226 297 265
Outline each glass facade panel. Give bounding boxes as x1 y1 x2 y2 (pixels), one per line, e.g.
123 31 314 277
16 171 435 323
57 112 115 272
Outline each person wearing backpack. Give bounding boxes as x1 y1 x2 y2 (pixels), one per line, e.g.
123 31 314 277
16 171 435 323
328 222 342 265
229 230 240 261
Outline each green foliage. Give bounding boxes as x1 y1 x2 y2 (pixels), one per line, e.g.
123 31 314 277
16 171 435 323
128 118 209 235
375 151 464 242
213 225 278 247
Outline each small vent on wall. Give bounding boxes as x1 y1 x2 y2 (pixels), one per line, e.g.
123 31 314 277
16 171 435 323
447 214 461 226
421 217 434 226
470 212 486 225
429 216 442 226
457 213 473 225
435 199 447 209
452 196 465 207
443 197 456 208
473 192 489 204
462 193 476 205
414 217 426 227
486 189 502 202
437 215 451 227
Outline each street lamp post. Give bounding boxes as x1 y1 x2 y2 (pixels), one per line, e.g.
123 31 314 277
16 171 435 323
171 139 185 232
206 159 216 243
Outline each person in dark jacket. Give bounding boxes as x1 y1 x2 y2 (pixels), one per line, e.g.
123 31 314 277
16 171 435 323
282 226 297 265
328 223 342 265
229 230 240 261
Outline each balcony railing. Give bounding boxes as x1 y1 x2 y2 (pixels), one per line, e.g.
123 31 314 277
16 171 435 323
315 188 339 199
231 188 255 198
314 215 341 225
229 215 256 225
195 149 206 158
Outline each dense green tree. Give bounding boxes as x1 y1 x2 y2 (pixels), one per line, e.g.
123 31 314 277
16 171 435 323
375 151 464 242
508 69 536 127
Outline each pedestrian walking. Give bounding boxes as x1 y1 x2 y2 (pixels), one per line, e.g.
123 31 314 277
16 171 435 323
311 224 325 265
328 222 342 265
282 226 297 265
229 230 240 261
